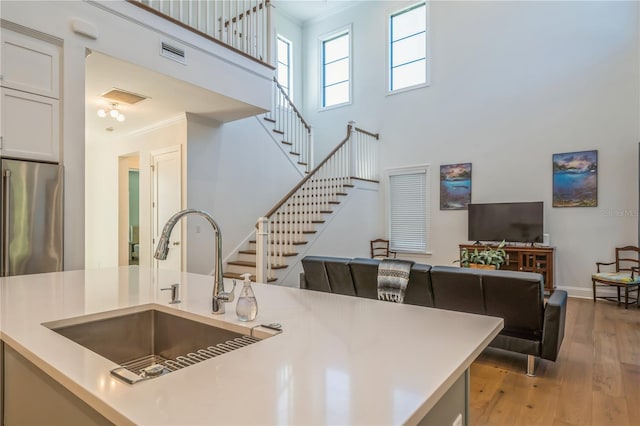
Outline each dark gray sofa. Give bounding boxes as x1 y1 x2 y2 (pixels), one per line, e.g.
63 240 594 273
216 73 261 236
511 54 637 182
300 256 568 375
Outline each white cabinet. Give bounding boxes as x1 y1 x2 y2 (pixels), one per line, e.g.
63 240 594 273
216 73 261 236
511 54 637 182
1 29 60 99
1 88 60 162
0 28 61 162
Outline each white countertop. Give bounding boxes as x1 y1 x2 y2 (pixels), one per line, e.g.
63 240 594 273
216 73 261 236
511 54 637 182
0 267 502 425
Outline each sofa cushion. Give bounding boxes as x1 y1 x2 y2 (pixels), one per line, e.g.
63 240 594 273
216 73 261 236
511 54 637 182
430 266 485 315
406 263 434 307
349 258 381 300
480 269 545 339
325 257 357 296
300 256 331 293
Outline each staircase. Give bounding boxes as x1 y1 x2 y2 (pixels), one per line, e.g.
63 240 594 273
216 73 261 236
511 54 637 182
224 122 379 283
260 77 313 174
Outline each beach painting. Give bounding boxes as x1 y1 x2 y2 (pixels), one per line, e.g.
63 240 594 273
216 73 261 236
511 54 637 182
553 150 597 207
440 163 472 210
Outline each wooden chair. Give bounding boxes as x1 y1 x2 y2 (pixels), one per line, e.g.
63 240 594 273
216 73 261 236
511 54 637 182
370 239 396 259
592 246 640 309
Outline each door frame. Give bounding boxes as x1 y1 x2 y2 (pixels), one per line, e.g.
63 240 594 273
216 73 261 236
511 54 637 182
150 145 183 271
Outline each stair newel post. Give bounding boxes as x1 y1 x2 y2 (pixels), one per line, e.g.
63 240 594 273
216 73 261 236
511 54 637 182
256 217 269 283
308 126 314 172
348 121 356 181
285 201 291 264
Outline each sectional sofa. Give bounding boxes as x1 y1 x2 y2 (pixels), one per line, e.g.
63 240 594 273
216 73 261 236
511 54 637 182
300 256 568 376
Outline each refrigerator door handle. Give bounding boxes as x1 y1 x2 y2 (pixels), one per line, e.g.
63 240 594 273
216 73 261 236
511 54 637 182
2 169 10 277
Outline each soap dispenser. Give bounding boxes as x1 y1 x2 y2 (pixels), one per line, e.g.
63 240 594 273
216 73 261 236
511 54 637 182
236 273 258 322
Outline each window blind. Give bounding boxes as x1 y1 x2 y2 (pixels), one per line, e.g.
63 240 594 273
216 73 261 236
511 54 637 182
388 168 429 252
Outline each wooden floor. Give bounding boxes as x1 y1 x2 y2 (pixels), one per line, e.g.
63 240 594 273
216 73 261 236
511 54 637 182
470 297 640 426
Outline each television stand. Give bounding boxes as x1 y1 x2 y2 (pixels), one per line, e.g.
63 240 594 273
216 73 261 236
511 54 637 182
459 243 556 292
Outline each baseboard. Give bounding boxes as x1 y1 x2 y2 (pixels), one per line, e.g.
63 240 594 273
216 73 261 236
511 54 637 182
556 285 618 299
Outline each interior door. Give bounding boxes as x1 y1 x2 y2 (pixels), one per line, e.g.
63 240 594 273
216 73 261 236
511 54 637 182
151 146 182 272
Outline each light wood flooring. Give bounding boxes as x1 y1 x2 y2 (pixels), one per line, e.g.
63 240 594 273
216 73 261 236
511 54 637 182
470 297 640 426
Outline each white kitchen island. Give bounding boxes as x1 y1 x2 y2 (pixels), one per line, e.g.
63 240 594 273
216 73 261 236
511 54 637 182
0 267 502 425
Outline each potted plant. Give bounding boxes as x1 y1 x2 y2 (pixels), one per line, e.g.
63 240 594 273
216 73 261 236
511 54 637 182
455 241 507 270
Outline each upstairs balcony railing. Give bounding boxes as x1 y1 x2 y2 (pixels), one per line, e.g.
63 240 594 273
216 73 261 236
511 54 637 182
129 0 273 66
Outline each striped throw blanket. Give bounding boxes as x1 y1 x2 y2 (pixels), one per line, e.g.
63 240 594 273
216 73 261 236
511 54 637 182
377 259 415 303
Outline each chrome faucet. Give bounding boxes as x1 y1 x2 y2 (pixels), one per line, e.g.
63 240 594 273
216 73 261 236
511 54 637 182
154 209 235 314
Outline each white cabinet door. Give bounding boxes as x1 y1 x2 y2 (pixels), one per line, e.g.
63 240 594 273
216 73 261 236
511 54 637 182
1 88 60 162
1 29 60 99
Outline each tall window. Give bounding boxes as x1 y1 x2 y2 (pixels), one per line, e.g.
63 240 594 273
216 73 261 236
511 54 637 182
321 28 351 108
388 166 430 253
389 2 428 92
276 35 292 99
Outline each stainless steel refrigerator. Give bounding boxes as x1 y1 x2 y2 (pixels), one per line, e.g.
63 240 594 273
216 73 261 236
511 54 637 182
1 158 63 276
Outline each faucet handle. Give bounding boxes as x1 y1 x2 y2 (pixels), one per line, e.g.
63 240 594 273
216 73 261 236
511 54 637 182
217 280 237 303
161 283 181 304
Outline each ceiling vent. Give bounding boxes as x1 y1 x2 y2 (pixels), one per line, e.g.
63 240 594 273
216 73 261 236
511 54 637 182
100 88 149 105
160 41 186 65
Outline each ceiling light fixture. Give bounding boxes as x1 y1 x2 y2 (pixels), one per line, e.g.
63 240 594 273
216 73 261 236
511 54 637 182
97 103 125 122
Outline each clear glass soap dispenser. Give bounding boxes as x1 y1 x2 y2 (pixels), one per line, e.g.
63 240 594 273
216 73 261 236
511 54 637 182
236 273 258 322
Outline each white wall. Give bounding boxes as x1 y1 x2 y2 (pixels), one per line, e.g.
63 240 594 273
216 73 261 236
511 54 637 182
300 1 640 296
274 9 304 106
85 118 188 269
185 116 304 275
2 0 273 270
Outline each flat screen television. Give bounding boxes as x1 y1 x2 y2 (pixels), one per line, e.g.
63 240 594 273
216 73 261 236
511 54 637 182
468 202 543 243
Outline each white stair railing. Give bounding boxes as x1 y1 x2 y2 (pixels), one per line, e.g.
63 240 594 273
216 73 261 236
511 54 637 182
257 122 379 281
132 0 273 64
265 77 314 172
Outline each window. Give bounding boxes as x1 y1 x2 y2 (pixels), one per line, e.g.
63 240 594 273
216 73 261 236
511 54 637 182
387 166 430 253
321 28 351 108
276 35 292 99
389 2 428 92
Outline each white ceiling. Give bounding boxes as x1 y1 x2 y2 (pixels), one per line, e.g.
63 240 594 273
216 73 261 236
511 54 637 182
85 51 258 137
274 0 363 23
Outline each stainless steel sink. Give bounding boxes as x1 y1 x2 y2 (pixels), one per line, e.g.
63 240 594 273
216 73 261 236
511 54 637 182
45 307 275 383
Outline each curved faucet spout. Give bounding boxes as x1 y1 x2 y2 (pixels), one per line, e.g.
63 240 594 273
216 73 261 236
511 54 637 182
153 209 234 314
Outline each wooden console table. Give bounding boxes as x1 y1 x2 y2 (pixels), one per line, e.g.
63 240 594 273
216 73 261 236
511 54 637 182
459 244 556 292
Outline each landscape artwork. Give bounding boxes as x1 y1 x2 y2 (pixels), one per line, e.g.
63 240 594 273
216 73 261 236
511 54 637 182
552 150 597 207
440 163 472 210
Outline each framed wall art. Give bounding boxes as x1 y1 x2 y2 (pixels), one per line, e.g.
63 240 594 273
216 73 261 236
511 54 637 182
440 163 472 210
552 150 597 207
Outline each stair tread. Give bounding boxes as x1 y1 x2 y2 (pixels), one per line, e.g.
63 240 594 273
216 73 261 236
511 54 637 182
277 220 325 224
250 240 308 245
223 272 277 283
293 191 348 196
297 162 308 166
263 117 276 123
273 129 284 135
271 230 317 234
239 250 298 256
277 210 333 214
284 201 340 206
228 260 287 270
281 141 293 146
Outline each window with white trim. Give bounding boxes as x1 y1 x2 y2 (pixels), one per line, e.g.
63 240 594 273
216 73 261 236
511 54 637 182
321 28 351 108
388 166 430 253
276 35 292 99
389 2 428 92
